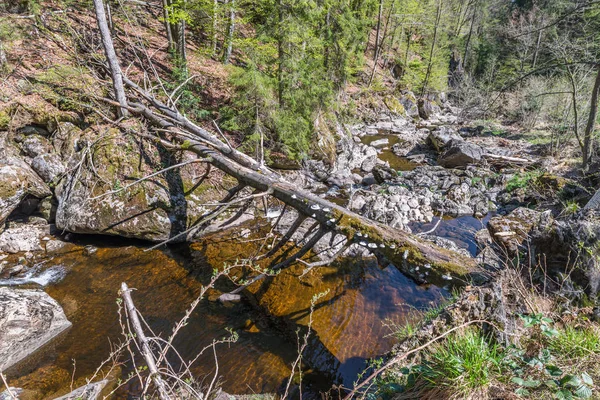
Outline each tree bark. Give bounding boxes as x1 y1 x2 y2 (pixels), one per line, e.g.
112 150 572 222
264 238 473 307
93 0 129 117
223 0 235 64
0 39 7 69
162 0 175 53
121 282 170 400
422 0 442 96
116 81 480 286
373 0 384 61
462 0 477 70
583 64 600 170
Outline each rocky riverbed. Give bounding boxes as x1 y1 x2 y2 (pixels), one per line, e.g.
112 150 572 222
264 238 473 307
1 86 599 399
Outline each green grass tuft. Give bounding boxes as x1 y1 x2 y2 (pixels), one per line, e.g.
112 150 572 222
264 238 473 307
549 326 600 358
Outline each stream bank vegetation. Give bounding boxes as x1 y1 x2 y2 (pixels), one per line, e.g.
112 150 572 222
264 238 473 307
1 0 600 398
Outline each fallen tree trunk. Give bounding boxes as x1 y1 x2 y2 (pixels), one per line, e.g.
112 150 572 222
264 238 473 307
92 9 481 291
121 98 480 287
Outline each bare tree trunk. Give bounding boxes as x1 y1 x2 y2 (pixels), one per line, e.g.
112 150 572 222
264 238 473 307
565 62 583 150
277 0 284 107
177 19 187 71
93 0 129 117
223 0 235 64
531 17 543 69
162 0 175 53
106 1 114 35
462 0 476 70
373 0 384 61
114 78 479 285
422 0 442 96
0 39 7 69
583 64 600 170
212 0 218 56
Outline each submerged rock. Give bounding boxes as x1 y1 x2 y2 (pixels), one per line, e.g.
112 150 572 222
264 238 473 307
0 287 72 372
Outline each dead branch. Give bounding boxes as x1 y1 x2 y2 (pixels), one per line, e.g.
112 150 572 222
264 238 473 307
120 282 171 400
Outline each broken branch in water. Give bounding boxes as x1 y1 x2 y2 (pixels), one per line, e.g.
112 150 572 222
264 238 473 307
120 282 171 400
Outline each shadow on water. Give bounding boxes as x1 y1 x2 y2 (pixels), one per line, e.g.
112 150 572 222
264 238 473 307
6 229 448 399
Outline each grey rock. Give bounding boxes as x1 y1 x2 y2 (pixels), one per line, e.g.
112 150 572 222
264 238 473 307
372 164 396 184
54 380 108 400
0 287 72 372
0 224 48 253
400 96 419 118
31 153 66 182
0 388 23 400
418 99 441 120
370 138 389 148
21 135 50 158
361 157 377 173
428 127 462 152
0 163 51 225
350 195 367 211
438 140 485 168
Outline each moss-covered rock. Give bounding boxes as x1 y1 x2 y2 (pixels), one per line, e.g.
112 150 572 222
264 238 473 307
54 128 232 242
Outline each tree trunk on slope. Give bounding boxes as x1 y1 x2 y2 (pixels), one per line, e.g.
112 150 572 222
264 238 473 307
93 0 129 117
583 64 600 170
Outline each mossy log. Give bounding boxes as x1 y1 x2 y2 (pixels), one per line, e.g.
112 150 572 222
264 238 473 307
120 85 480 286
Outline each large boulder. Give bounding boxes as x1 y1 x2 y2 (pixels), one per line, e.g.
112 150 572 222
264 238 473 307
0 287 72 372
428 126 462 151
438 139 485 168
55 129 227 242
0 163 51 224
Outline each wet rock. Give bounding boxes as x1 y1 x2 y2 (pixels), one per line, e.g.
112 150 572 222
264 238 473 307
421 234 471 257
45 239 67 254
31 153 66 182
0 388 23 400
54 380 108 400
0 287 72 372
438 139 485 168
370 138 389 148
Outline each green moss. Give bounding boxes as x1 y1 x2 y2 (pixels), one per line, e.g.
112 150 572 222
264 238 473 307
0 110 10 129
384 95 406 116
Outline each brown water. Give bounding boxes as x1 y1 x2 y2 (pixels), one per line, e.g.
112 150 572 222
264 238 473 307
6 229 446 399
359 135 420 171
